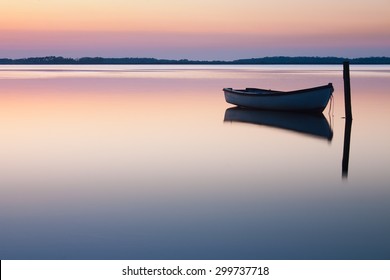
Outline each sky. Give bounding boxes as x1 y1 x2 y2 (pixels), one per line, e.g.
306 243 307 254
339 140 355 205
1 0 389 60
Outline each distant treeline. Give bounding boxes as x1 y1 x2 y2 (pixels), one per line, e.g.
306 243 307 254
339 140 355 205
1 56 390 64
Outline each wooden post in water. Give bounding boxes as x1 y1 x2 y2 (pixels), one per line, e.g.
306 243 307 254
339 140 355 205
342 61 353 179
343 61 353 120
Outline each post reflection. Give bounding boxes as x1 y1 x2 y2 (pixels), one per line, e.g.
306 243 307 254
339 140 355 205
342 119 353 179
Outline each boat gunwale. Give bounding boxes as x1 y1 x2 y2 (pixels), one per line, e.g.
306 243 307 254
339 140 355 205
223 83 333 97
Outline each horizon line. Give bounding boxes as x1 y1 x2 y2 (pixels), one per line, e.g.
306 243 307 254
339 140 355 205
1 55 390 65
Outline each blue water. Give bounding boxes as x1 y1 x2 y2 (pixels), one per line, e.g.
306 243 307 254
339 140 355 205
0 65 389 259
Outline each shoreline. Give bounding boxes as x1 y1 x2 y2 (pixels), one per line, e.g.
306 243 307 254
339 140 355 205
1 56 390 65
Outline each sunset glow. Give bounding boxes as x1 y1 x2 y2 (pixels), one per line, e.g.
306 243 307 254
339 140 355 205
1 0 389 59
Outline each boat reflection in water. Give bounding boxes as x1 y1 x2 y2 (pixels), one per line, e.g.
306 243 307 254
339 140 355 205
224 107 333 141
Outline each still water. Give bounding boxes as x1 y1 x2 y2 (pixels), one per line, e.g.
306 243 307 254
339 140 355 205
0 65 389 259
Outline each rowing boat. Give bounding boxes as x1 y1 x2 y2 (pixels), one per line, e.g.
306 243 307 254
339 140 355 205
223 83 334 113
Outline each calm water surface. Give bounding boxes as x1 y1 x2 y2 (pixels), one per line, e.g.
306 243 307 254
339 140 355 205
0 65 389 259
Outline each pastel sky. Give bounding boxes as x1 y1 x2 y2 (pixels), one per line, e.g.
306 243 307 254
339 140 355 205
1 0 389 60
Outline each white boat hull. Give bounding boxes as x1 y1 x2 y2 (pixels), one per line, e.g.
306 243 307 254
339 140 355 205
223 84 333 113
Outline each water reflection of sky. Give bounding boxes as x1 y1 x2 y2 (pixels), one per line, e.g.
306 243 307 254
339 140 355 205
0 66 389 259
